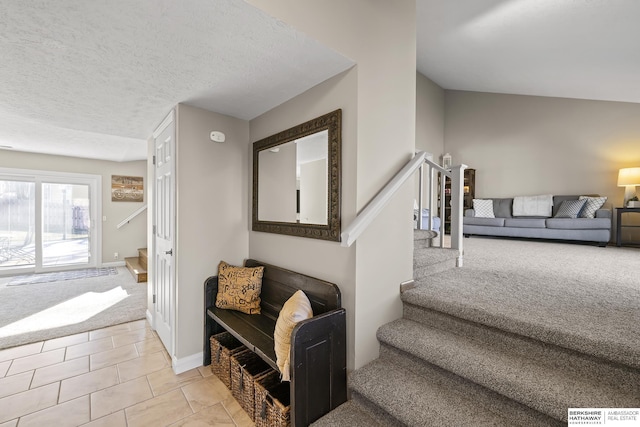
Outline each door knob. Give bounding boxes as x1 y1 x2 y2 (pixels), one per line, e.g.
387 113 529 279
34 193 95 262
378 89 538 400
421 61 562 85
165 249 173 255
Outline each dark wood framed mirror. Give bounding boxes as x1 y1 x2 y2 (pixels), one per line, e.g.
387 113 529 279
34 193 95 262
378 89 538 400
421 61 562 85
252 109 341 241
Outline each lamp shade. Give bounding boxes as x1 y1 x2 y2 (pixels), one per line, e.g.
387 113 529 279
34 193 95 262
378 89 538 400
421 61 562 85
617 167 640 187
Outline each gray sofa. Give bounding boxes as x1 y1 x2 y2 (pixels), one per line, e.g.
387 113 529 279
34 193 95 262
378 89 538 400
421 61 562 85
463 195 612 246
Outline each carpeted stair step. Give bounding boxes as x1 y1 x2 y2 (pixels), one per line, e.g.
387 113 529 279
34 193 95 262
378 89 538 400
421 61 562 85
377 318 640 423
413 246 459 277
346 358 535 427
413 229 438 249
404 268 640 369
310 400 385 427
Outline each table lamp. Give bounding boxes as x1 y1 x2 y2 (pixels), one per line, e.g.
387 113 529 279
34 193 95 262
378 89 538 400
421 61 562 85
617 167 640 206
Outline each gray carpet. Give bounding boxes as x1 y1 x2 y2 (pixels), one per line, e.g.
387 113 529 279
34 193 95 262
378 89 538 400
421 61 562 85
0 266 146 349
313 236 640 426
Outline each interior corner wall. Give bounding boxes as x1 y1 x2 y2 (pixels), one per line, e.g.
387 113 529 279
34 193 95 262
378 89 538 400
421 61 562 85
444 90 640 241
0 150 147 264
246 0 417 371
416 72 445 206
173 104 250 360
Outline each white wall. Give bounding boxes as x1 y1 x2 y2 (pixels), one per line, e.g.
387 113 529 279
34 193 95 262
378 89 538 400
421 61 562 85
0 150 146 264
247 0 416 370
171 104 250 360
257 143 297 222
299 159 327 224
444 90 640 241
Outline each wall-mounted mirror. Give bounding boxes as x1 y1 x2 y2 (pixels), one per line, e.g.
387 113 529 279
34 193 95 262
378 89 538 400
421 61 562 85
252 109 341 241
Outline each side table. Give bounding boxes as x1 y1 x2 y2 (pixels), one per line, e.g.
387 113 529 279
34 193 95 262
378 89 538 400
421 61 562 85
616 207 640 247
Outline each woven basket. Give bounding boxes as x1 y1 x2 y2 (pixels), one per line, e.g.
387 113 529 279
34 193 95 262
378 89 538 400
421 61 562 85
230 350 274 421
209 332 246 389
255 370 291 427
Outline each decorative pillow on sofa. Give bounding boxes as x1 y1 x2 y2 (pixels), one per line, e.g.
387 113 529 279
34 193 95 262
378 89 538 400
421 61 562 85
578 196 607 219
473 199 495 218
215 261 264 314
274 290 313 381
492 198 513 218
554 199 587 218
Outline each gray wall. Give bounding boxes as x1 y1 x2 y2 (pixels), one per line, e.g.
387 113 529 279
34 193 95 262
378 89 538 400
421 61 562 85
444 90 640 241
248 0 417 370
0 150 146 264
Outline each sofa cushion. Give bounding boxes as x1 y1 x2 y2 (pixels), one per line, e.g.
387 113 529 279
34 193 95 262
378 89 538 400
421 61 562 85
513 195 553 217
554 199 587 218
492 198 513 218
504 218 547 228
464 217 505 227
546 218 612 230
473 199 495 218
579 196 607 218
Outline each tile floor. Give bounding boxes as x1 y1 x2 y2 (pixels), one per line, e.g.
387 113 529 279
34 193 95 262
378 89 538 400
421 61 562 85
0 320 253 427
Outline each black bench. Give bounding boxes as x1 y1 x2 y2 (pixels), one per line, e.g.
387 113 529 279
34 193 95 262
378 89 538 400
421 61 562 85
204 259 347 426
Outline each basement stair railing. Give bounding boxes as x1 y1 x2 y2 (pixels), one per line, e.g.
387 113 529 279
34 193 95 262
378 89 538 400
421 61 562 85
341 151 467 266
116 204 147 229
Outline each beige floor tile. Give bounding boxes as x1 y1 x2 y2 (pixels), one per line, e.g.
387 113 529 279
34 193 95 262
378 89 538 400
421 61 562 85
0 419 17 427
31 356 89 388
0 342 43 364
221 394 253 427
0 360 11 377
0 382 59 423
128 319 148 331
117 351 168 383
112 328 154 348
90 376 153 420
90 344 138 371
89 323 131 341
197 365 213 378
168 403 235 426
135 337 166 356
125 388 193 427
6 348 65 376
42 332 89 352
59 366 118 403
0 371 33 399
65 337 113 360
17 395 90 427
181 376 229 413
79 410 126 427
147 367 203 396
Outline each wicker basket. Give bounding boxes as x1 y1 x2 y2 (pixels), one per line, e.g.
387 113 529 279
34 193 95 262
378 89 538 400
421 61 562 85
209 332 246 388
230 350 274 421
254 370 291 427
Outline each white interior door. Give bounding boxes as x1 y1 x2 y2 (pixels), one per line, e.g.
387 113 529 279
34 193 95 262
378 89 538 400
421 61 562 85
153 111 176 354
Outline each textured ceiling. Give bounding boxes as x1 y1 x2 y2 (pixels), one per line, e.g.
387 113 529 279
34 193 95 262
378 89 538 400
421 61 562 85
417 0 640 103
0 0 353 162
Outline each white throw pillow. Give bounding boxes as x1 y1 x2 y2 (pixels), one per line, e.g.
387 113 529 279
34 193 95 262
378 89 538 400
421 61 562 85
578 196 607 219
473 199 495 218
274 290 313 381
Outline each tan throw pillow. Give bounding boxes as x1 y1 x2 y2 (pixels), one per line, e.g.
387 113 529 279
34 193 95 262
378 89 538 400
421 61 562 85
215 261 264 314
274 290 313 381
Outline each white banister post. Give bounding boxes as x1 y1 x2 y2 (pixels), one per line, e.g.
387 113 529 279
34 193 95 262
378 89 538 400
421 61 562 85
418 163 424 230
449 164 468 266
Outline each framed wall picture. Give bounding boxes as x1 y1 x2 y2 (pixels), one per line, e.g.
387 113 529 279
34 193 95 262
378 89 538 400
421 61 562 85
111 175 144 202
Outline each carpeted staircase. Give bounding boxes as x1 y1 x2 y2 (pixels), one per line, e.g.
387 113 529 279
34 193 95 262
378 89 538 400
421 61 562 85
313 232 640 426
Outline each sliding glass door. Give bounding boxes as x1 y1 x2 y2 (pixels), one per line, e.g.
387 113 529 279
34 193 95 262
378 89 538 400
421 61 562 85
0 169 100 273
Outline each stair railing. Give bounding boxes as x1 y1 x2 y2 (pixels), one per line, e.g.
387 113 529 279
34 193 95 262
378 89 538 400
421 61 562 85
116 204 147 229
340 151 467 266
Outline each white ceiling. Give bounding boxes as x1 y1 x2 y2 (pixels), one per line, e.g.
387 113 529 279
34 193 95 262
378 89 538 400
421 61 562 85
0 0 353 162
417 0 640 103
3 1 640 162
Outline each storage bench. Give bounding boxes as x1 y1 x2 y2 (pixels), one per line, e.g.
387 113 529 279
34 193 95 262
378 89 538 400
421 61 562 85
204 259 347 426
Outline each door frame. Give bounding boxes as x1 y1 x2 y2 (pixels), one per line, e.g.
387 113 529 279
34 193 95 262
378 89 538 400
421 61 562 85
0 167 101 275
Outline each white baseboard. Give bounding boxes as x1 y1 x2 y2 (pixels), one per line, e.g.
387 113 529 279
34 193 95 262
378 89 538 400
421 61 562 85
101 261 126 267
172 352 203 374
146 310 154 329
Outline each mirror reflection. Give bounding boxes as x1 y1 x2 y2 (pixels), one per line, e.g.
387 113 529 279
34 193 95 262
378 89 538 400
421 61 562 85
258 130 328 225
